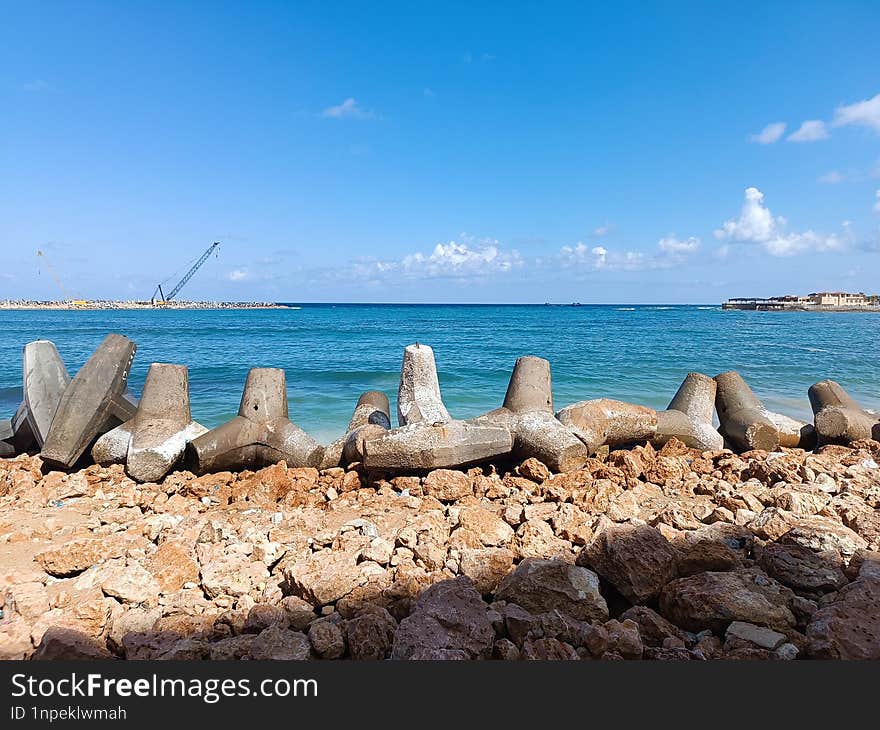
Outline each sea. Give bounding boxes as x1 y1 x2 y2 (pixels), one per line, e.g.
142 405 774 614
0 304 877 444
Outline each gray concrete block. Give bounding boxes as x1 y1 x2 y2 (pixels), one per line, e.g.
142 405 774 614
186 367 324 473
653 372 724 451
362 420 513 471
397 343 450 426
809 379 880 445
40 334 137 469
556 398 658 454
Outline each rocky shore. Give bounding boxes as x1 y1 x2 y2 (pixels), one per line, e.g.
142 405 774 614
2 437 879 661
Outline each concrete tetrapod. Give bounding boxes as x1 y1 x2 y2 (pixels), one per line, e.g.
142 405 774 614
809 379 880 445
91 363 207 482
40 334 138 469
397 343 451 426
472 356 588 473
362 344 513 471
0 340 72 456
653 372 724 451
186 367 324 474
715 371 815 452
556 398 658 455
320 391 392 469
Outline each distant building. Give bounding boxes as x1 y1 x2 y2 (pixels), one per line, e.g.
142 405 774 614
808 292 868 307
722 291 875 310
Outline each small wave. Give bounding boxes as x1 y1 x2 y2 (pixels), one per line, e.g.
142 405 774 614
616 307 636 311
697 306 716 310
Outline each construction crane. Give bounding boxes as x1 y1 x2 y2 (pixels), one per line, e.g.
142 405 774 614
36 250 87 307
151 242 220 305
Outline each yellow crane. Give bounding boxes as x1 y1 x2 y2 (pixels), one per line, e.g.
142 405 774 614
36 250 87 307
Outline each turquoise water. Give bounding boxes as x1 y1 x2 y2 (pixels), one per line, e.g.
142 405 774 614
0 305 877 444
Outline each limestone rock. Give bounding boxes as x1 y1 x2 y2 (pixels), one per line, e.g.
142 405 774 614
659 569 796 633
494 558 608 622
805 577 880 659
391 577 494 660
577 523 678 603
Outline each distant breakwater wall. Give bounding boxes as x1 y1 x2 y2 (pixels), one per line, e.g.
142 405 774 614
1 332 878 485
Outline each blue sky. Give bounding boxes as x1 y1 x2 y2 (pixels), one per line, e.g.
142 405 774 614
1 1 879 303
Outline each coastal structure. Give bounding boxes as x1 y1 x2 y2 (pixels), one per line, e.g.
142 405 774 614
0 299 286 310
723 291 878 311
0 332 874 479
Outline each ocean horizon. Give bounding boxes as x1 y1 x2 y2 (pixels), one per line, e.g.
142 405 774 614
1 303 877 444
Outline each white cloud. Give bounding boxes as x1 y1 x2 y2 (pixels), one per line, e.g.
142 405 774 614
874 190 880 214
833 92 880 133
787 120 829 142
560 235 698 272
344 236 522 282
714 187 845 256
592 223 613 237
750 122 786 144
658 235 700 255
227 269 250 281
23 80 50 92
321 98 376 119
818 170 843 184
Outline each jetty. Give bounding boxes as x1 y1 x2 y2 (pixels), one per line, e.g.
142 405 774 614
723 291 880 311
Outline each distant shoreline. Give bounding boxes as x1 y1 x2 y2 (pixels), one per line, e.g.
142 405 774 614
0 300 291 310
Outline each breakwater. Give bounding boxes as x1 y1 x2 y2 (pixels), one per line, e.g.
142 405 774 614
2 331 878 485
1 305 878 445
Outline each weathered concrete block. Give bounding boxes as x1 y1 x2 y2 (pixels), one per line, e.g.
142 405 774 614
362 421 513 471
319 391 392 469
556 398 657 454
653 372 724 451
1 340 72 456
40 334 138 469
809 380 880 446
474 356 587 472
186 368 324 474
715 371 814 452
397 343 450 426
92 363 207 482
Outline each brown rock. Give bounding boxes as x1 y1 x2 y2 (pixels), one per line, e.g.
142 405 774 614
344 608 397 660
243 604 286 633
457 505 514 546
144 542 199 594
6 581 49 621
577 523 678 603
674 540 741 576
459 547 514 595
805 577 880 659
756 542 847 593
515 519 571 559
604 618 643 659
101 563 161 605
551 503 593 546
521 637 579 659
518 458 551 483
308 618 345 659
423 470 473 501
391 577 494 660
35 535 144 577
283 549 387 606
249 625 313 660
494 558 608 622
619 606 689 648
199 549 270 599
33 627 113 660
659 569 796 633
